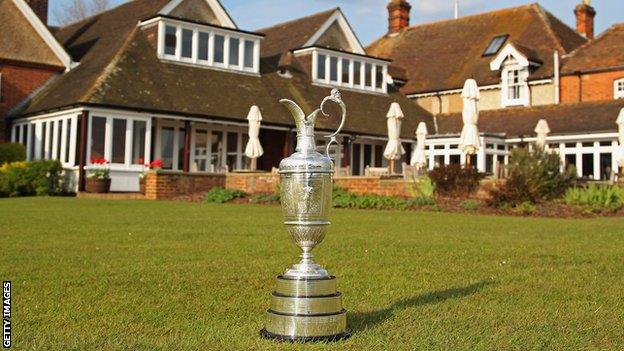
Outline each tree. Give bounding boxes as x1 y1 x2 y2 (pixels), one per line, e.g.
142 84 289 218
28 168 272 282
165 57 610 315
54 0 113 25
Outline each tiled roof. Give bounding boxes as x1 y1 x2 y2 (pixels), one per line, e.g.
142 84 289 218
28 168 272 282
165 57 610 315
0 0 64 67
257 8 337 58
21 5 433 139
366 3 586 95
562 23 624 74
436 100 624 137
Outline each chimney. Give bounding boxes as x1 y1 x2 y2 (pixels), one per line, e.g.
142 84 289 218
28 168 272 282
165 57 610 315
25 0 48 25
387 0 411 34
574 0 596 39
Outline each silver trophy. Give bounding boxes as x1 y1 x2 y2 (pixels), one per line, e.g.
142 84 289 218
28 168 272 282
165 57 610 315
261 89 350 342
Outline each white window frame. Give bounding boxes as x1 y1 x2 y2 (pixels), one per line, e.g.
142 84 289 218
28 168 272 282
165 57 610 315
501 63 529 107
614 78 624 99
153 18 261 75
12 115 79 166
306 48 388 94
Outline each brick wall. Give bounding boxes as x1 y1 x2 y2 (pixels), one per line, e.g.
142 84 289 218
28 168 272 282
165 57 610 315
561 70 624 103
225 172 279 194
144 171 225 200
334 176 414 197
0 62 60 141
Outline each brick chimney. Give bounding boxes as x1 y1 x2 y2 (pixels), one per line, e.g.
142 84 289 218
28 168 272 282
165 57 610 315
25 0 48 25
574 0 596 39
387 0 411 34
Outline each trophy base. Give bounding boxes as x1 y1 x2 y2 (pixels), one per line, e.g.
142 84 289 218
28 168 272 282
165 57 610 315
261 275 349 342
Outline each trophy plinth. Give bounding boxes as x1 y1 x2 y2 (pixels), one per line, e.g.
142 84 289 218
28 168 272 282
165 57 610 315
261 89 350 342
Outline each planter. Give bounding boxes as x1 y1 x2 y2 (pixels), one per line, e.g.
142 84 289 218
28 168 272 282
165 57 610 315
139 178 146 195
85 178 111 193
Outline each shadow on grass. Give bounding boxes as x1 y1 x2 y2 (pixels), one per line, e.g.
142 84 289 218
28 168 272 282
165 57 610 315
349 280 493 333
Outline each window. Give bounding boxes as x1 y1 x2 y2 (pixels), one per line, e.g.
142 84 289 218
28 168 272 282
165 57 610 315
65 119 71 164
243 40 254 68
615 78 624 99
194 129 208 171
483 35 508 56
164 25 177 56
341 59 350 84
55 121 62 160
353 61 361 86
112 119 127 164
211 131 223 170
501 64 528 107
41 122 48 159
507 69 521 100
90 117 106 160
317 54 327 80
161 127 174 169
375 65 383 89
329 56 338 82
132 120 146 164
309 49 387 93
177 128 186 170
198 32 209 61
364 63 372 87
181 28 193 59
228 37 239 66
213 34 224 63
226 132 238 169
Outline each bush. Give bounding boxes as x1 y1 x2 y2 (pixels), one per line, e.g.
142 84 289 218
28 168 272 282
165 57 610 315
460 199 481 211
409 176 436 199
408 196 436 207
0 160 65 197
203 187 246 203
564 184 624 212
250 193 280 204
489 148 575 207
428 164 484 197
513 202 536 215
332 188 411 210
0 143 26 165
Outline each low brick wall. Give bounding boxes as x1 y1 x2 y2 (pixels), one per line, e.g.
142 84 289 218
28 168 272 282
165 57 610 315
145 171 225 200
225 172 279 194
334 176 414 197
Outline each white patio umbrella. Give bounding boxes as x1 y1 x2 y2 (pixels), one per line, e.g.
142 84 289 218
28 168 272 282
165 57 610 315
244 105 264 171
410 122 428 169
616 108 624 172
384 102 406 174
459 79 481 166
534 119 551 149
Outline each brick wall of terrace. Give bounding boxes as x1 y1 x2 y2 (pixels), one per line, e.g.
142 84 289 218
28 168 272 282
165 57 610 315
333 176 415 197
225 172 279 194
145 171 225 200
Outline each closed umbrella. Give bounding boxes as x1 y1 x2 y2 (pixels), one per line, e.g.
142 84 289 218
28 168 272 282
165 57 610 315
617 108 624 172
459 79 481 166
410 122 428 169
384 102 406 174
245 105 264 171
534 119 550 149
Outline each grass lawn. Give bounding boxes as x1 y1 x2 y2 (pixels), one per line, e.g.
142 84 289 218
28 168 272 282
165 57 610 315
1 197 623 350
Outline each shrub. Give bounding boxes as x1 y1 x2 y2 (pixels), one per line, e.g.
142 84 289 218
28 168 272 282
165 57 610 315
513 202 536 215
428 164 484 197
0 143 26 165
460 199 481 211
332 188 410 210
408 196 436 207
564 184 624 212
489 148 575 207
250 193 280 204
203 187 246 203
0 160 65 197
409 176 436 199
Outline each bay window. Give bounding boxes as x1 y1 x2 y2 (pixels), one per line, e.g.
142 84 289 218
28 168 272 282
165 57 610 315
12 115 77 166
156 19 261 74
306 48 388 93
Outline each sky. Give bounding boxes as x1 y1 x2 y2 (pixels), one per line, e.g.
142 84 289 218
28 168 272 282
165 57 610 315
49 0 622 45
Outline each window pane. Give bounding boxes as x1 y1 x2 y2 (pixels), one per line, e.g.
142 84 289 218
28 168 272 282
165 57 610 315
181 28 193 58
90 117 106 161
214 35 224 63
112 119 126 164
132 120 146 164
41 122 47 159
198 32 209 61
365 63 372 87
227 132 237 169
375 65 383 89
243 40 254 68
353 61 361 85
22 125 28 148
165 25 177 56
352 143 361 175
330 56 338 82
582 154 593 178
229 37 239 66
374 145 383 166
28 125 35 160
341 59 350 84
65 119 71 163
211 131 223 170
56 120 62 160
178 128 186 170
161 127 174 169
364 144 372 166
15 125 21 144
317 54 326 80
194 129 208 171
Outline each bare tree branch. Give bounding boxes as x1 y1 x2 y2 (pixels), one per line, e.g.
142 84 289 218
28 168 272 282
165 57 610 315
54 0 113 26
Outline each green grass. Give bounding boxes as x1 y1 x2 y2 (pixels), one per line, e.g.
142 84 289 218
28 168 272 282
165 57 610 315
1 198 623 350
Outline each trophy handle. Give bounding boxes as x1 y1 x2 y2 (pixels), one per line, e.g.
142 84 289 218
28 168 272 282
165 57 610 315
320 89 346 158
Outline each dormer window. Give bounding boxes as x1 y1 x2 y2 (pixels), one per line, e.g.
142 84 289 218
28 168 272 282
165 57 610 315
615 78 624 99
298 47 389 94
148 17 262 74
501 62 529 107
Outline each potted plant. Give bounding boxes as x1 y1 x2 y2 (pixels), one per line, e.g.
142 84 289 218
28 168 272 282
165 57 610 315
139 159 163 194
85 158 111 193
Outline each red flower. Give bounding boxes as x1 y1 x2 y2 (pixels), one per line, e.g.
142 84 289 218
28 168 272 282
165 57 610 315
149 159 163 169
90 157 108 165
